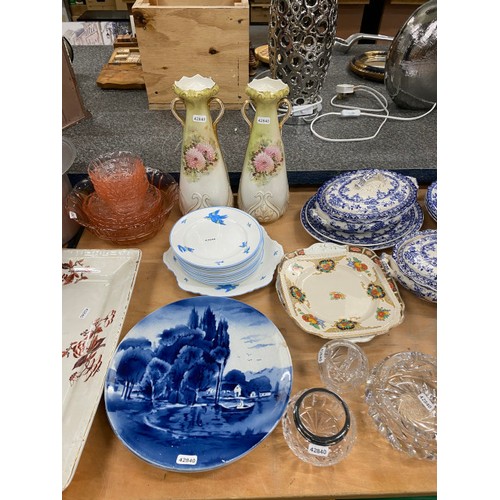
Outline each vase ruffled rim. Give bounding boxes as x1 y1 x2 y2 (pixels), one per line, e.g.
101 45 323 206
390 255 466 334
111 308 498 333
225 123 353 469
173 74 219 99
246 77 289 101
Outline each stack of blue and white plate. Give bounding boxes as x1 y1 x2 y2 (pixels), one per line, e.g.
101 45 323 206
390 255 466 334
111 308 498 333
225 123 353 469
425 181 437 222
381 229 437 303
168 206 265 285
301 169 424 250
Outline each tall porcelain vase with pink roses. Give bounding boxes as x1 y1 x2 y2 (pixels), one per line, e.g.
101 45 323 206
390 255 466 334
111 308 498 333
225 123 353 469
171 75 233 215
237 77 291 223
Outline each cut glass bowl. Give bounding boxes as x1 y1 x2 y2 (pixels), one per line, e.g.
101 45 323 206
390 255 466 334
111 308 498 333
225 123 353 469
365 351 437 460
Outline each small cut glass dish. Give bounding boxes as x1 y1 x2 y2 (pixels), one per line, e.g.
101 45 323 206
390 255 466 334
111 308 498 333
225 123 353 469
276 242 404 342
65 167 178 245
318 340 369 398
87 151 150 214
365 351 437 460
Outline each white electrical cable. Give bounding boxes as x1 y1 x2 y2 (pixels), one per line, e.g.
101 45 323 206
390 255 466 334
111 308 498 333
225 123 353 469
310 86 390 142
309 84 436 143
362 102 437 121
332 85 389 112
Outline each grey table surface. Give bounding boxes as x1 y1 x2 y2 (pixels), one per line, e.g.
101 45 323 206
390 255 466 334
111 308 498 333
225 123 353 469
63 41 437 187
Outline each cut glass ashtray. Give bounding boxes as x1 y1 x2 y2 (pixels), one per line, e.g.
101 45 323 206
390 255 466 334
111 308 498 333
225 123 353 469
365 351 437 460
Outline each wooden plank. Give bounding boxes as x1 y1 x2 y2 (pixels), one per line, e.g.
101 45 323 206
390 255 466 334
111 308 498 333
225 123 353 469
96 47 145 89
96 66 145 89
132 0 249 110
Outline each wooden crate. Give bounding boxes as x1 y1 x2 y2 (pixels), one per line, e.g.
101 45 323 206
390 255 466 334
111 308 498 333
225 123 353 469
132 0 249 110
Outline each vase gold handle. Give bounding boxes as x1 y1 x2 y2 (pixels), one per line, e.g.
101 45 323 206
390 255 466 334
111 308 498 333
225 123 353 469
278 98 292 129
241 99 253 129
170 97 185 126
209 97 225 129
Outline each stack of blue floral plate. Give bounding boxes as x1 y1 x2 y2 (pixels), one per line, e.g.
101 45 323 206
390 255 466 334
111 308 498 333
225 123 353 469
425 181 437 222
169 206 265 286
301 169 424 250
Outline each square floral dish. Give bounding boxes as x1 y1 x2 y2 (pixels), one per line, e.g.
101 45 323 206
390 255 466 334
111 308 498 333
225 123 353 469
276 243 404 342
62 249 141 490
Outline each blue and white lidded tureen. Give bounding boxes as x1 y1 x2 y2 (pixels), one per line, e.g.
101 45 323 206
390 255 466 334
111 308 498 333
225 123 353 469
316 169 419 224
425 181 437 222
381 229 437 303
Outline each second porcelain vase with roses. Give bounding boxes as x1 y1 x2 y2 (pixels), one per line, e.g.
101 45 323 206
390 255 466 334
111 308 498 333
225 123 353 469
237 77 291 223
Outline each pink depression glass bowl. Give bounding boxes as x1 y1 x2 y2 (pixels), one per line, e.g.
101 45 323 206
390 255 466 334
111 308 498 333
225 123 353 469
65 168 179 245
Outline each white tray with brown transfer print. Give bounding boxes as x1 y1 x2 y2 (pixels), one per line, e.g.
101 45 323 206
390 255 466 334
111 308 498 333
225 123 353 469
62 249 141 490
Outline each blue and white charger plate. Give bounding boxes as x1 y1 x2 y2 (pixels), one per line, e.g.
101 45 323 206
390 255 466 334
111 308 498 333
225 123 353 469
301 196 424 250
170 207 263 270
104 296 292 472
163 230 284 296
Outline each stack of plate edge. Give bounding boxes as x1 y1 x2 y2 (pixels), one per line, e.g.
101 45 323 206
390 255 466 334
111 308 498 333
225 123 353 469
169 207 265 286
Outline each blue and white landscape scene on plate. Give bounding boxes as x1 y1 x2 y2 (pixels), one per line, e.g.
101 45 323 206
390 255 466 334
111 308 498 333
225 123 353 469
104 296 293 472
